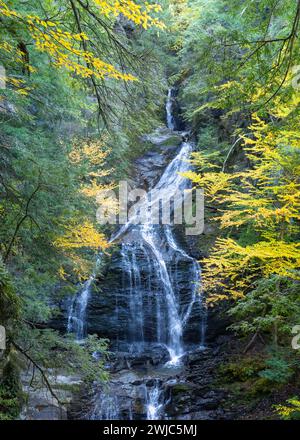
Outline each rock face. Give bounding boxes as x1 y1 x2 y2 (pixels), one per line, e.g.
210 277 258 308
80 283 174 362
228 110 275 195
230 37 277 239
86 242 203 348
55 100 231 421
21 368 82 420
137 128 184 189
165 88 186 132
75 126 205 351
68 124 226 422
69 341 232 421
163 347 229 420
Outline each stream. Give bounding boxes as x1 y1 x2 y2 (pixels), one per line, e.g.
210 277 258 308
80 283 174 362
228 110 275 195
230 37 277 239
67 89 207 420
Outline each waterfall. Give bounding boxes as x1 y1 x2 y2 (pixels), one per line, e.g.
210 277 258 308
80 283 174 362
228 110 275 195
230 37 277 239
141 223 183 363
67 278 92 340
113 140 202 362
67 255 102 340
68 88 206 421
121 243 144 345
146 381 164 420
166 87 175 130
67 88 205 354
90 393 120 420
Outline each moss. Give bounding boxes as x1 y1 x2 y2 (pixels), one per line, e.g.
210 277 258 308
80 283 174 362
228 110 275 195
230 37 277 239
247 377 280 398
171 383 193 395
133 398 145 415
0 360 25 420
216 357 283 414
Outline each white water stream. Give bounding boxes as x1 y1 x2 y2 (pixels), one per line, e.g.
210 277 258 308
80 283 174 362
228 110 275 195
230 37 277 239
67 88 206 419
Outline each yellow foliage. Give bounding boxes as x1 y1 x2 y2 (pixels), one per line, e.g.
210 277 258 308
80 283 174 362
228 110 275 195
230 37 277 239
93 0 165 30
54 221 109 250
56 137 113 281
0 0 164 87
66 253 94 281
0 41 34 94
58 266 67 281
69 138 110 166
186 113 300 304
204 238 300 303
81 181 116 198
275 398 300 419
69 138 116 198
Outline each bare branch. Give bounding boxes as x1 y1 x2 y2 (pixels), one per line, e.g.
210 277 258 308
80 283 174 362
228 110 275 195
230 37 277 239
4 176 41 262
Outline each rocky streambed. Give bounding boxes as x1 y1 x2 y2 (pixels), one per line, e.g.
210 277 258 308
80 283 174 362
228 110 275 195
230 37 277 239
68 329 233 421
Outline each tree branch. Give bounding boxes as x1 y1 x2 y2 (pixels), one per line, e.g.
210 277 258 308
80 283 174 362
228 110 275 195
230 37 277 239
11 341 63 405
4 178 41 262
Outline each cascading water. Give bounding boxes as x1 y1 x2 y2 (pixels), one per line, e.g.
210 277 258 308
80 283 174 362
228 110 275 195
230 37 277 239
68 88 206 420
67 255 102 340
121 243 145 346
90 394 120 420
164 225 205 345
140 223 184 363
111 137 200 362
166 87 175 130
146 381 164 420
67 278 92 340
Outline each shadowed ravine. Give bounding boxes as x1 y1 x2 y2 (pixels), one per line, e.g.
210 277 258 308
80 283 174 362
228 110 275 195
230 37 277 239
67 90 207 420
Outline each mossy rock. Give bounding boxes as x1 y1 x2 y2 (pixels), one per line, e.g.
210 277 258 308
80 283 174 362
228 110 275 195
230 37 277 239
159 135 182 148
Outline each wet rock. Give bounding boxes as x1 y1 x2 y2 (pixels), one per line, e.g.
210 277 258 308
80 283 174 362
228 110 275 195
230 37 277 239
109 345 171 372
178 411 214 420
135 130 182 189
197 397 220 410
205 305 232 342
85 240 204 347
55 125 233 421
